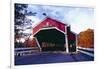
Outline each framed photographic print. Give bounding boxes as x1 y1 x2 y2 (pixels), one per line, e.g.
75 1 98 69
11 0 95 69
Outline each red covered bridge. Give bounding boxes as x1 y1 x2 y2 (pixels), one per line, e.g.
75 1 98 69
33 17 77 53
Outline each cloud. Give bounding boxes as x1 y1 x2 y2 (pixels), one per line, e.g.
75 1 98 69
27 4 94 33
26 16 42 27
64 8 94 33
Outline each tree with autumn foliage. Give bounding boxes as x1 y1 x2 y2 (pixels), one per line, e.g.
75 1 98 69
24 37 37 47
78 29 94 48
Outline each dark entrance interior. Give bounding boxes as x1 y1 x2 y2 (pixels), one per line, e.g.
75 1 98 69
68 40 76 52
34 28 66 51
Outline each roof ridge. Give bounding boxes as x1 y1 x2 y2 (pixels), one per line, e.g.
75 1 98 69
32 16 69 29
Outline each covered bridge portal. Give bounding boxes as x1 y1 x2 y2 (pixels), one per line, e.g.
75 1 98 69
34 28 66 51
33 17 77 53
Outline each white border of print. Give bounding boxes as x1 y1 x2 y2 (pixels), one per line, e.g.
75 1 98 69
11 0 95 69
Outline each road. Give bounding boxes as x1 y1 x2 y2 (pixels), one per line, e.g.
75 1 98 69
15 51 94 65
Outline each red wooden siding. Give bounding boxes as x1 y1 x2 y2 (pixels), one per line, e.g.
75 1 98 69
33 17 67 35
67 31 76 40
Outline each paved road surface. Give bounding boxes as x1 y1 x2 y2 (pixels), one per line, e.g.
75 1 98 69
15 51 94 65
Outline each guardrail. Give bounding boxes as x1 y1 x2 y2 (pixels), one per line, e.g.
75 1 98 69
77 47 94 57
15 47 40 56
78 47 94 51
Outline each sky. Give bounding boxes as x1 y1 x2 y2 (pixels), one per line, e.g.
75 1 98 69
26 4 94 34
